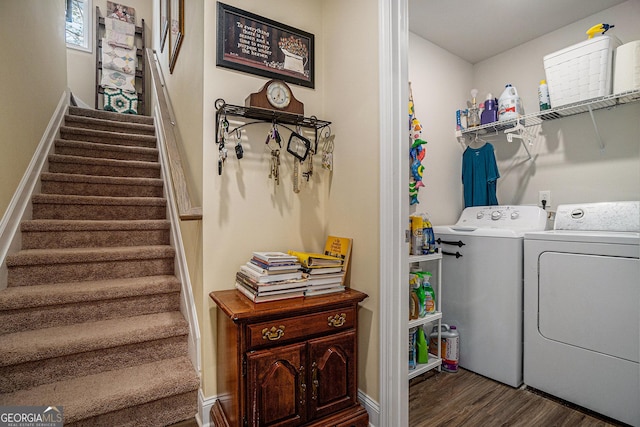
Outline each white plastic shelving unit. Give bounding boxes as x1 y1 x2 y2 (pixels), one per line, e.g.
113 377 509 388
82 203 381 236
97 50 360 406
408 252 443 380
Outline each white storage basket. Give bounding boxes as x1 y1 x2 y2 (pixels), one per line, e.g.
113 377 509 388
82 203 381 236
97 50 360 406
543 35 621 107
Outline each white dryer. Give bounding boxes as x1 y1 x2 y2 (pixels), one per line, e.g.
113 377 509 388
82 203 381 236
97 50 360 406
524 201 640 426
433 205 547 388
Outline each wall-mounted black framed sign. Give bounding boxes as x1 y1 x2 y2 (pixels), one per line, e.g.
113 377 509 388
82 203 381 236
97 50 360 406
216 2 314 88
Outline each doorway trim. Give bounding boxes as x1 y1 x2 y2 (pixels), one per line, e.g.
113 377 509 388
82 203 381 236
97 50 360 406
378 0 409 425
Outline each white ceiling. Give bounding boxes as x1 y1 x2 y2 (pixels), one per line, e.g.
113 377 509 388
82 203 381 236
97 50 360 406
408 0 628 64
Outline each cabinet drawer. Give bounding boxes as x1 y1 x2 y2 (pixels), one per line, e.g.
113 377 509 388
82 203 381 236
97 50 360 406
248 307 356 348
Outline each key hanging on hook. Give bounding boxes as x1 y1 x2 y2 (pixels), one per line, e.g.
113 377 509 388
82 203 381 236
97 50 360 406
273 122 282 147
234 129 243 159
269 149 281 185
217 120 228 176
300 126 314 182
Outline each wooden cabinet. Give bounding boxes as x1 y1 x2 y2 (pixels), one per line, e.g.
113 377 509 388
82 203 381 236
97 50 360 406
210 289 368 427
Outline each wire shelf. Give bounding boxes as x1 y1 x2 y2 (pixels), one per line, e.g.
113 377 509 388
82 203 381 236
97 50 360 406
460 89 640 136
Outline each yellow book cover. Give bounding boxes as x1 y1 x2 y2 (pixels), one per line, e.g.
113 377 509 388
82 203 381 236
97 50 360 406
287 250 343 268
323 236 353 286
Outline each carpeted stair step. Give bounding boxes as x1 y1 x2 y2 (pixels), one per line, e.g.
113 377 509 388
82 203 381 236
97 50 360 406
48 154 161 179
5 245 175 286
31 194 167 221
60 126 157 149
64 114 156 136
0 312 190 394
21 219 170 249
0 275 181 334
54 138 159 162
0 356 199 426
40 172 164 198
68 106 154 126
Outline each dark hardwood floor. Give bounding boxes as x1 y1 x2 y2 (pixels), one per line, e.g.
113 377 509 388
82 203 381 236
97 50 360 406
409 368 625 427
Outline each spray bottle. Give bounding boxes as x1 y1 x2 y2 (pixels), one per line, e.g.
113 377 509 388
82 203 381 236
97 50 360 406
586 23 615 39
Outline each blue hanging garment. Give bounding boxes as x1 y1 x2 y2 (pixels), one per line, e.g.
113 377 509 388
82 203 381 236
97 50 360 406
462 143 499 207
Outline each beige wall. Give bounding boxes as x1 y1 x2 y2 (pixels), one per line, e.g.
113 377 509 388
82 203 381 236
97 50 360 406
153 0 205 361
408 34 473 225
0 0 68 217
201 0 328 396
322 0 381 401
67 0 153 107
410 0 640 224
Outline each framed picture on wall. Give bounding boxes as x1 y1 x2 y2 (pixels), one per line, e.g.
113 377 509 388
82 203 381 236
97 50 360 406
216 2 315 88
160 0 168 52
169 0 184 73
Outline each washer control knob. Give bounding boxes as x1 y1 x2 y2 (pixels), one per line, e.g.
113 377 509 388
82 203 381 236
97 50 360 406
510 211 520 220
491 211 502 220
476 212 484 219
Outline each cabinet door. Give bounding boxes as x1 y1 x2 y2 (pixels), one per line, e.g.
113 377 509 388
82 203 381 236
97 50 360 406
246 342 307 427
307 330 357 420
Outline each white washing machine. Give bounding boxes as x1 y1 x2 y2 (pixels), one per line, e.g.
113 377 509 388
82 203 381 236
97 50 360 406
524 201 640 426
433 205 547 388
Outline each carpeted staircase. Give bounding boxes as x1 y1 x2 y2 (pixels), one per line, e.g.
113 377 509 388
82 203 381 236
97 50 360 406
0 106 200 426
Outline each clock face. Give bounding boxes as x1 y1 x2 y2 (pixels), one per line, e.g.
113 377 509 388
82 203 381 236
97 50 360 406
267 81 291 109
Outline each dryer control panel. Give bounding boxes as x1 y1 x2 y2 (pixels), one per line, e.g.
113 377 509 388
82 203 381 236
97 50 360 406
554 201 640 232
456 205 547 231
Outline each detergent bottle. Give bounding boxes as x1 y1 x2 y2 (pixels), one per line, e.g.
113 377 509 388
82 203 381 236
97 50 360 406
498 84 524 122
430 324 460 373
416 327 429 364
481 93 498 125
538 80 551 111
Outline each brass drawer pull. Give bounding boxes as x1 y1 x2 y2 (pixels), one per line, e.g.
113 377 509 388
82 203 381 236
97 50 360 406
327 313 346 327
262 325 285 341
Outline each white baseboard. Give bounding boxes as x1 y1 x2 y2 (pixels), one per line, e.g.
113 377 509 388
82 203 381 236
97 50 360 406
358 389 380 427
198 389 217 427
0 89 69 290
198 389 379 427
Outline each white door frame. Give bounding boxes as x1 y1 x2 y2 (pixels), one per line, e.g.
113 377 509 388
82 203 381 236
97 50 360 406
378 0 409 426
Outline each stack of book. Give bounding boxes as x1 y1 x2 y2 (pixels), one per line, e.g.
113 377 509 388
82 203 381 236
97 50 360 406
235 252 306 303
288 250 346 297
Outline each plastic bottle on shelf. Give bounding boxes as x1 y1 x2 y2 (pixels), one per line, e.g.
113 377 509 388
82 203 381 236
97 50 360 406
538 79 551 110
422 272 436 314
416 327 429 364
429 324 460 373
481 93 498 125
409 327 417 370
498 84 524 122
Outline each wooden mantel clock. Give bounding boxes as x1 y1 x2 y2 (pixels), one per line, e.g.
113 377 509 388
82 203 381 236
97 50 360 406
245 79 305 116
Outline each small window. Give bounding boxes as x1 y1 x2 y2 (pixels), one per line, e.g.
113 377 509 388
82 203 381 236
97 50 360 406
66 0 92 52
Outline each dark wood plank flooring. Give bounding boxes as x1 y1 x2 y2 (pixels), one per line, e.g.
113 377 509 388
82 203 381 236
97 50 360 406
409 368 625 427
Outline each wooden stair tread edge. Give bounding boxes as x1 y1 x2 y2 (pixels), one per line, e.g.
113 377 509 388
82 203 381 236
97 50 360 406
31 193 167 206
5 245 175 266
0 275 180 310
48 153 161 169
21 219 170 232
0 312 189 366
0 356 199 424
